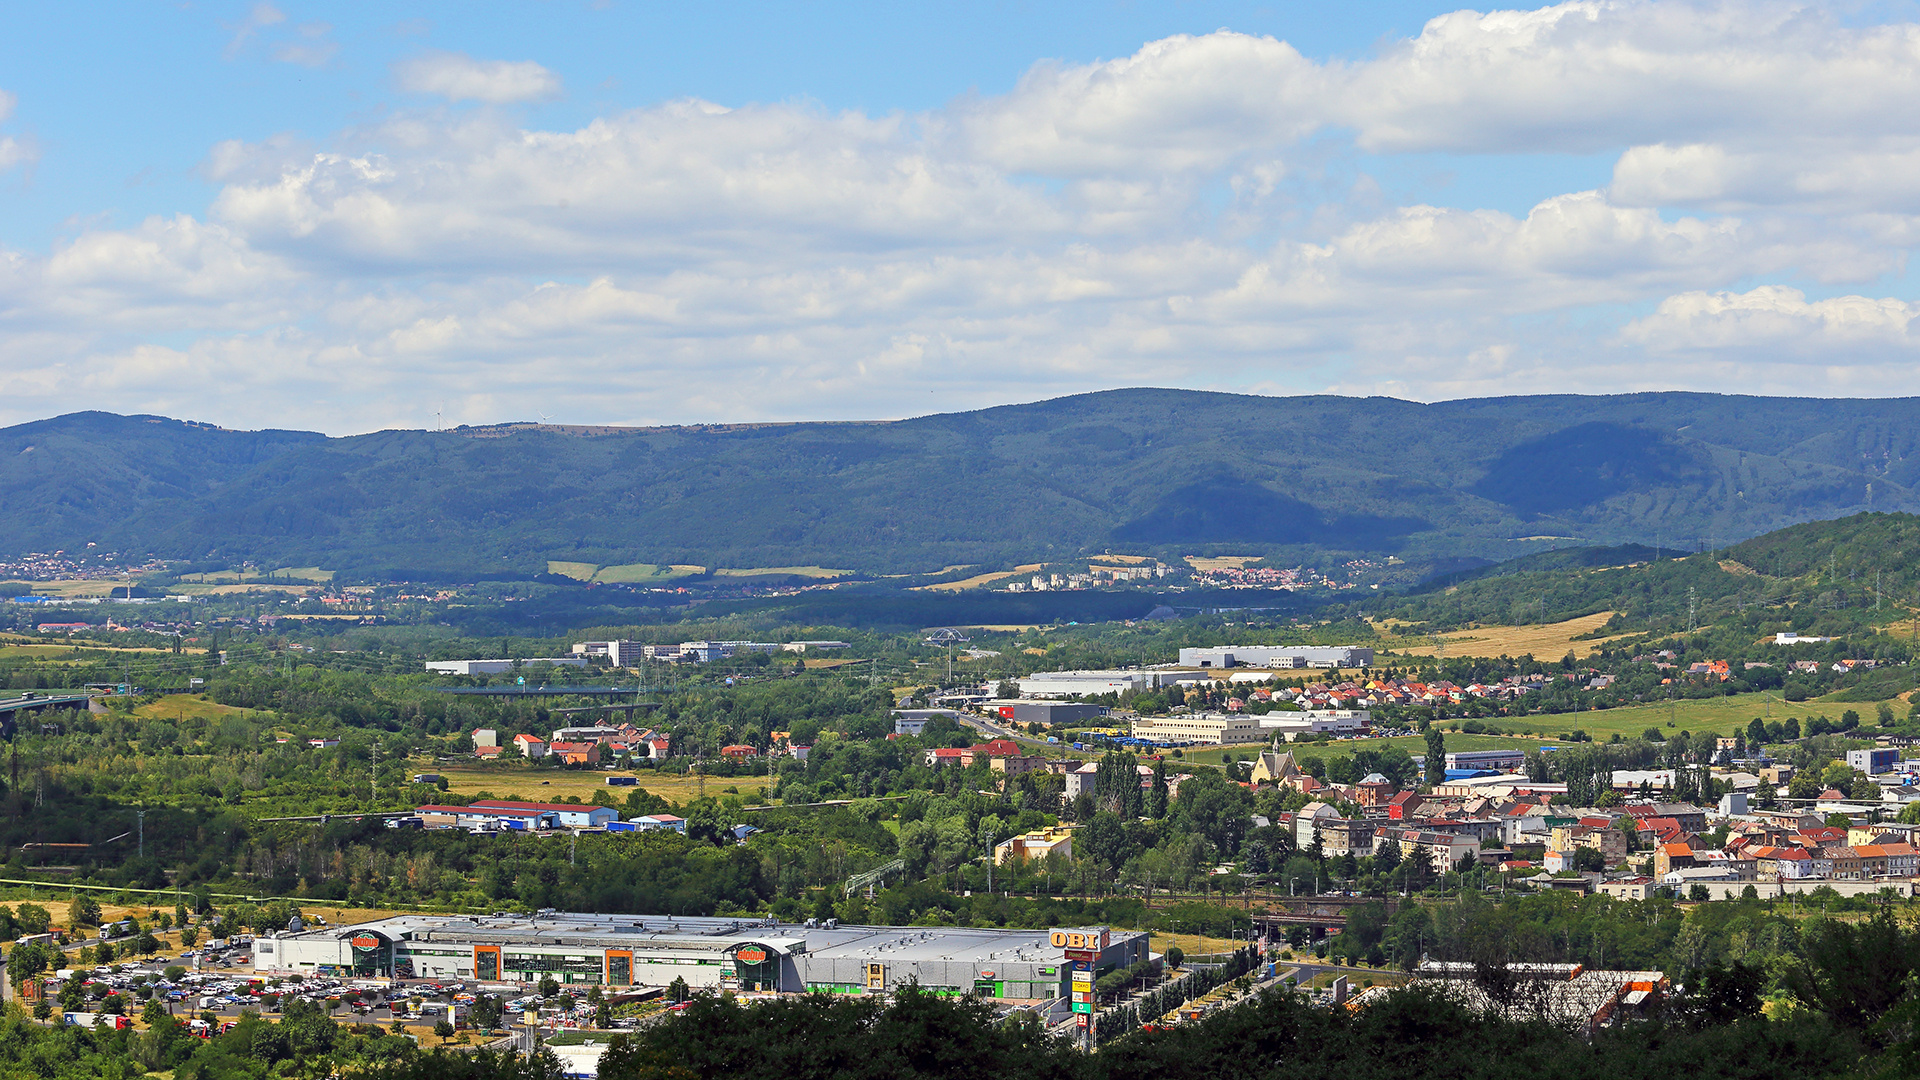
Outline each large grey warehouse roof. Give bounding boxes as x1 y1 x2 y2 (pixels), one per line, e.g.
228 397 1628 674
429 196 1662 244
274 911 1108 965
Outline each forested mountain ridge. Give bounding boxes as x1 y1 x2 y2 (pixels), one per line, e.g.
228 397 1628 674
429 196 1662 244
4 390 1919 578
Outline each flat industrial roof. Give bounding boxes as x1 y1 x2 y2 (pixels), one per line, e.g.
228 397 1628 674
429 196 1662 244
272 912 1134 965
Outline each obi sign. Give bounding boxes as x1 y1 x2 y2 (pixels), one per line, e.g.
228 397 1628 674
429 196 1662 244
1049 928 1110 952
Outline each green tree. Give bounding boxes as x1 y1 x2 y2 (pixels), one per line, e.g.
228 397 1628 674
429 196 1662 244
69 895 102 930
14 903 50 934
1424 727 1446 788
434 1018 455 1043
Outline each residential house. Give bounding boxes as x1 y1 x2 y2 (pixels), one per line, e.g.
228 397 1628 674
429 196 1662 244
547 741 601 766
993 827 1075 864
1599 877 1656 901
1295 802 1344 851
1320 817 1377 859
513 734 549 759
1379 827 1481 872
1654 843 1695 878
926 748 970 770
1354 773 1397 806
1387 792 1424 820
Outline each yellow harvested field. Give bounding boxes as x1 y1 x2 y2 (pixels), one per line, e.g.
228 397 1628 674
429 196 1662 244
1185 555 1264 570
804 658 866 669
546 562 707 583
0 641 192 656
132 695 259 722
175 567 332 584
1089 554 1153 565
171 583 320 596
1149 932 1239 957
435 762 765 805
713 566 851 578
599 563 706 582
913 564 1044 592
1380 612 1628 660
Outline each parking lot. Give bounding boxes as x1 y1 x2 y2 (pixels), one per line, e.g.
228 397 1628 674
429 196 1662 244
45 945 644 1040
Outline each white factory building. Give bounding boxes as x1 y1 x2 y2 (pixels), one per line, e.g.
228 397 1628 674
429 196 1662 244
1175 645 1374 669
1129 712 1263 746
1258 709 1372 740
425 657 588 676
254 912 1146 998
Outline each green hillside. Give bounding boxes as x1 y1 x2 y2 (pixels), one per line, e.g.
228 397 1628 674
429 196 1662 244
4 390 1920 578
1378 511 1920 638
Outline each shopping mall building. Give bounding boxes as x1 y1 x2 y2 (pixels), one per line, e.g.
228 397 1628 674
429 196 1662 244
254 912 1147 998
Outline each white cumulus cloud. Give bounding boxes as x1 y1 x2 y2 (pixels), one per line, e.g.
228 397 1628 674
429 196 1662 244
393 50 562 104
10 1 1920 433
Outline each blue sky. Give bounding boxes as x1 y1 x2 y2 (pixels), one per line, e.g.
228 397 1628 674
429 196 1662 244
2 3 1455 246
4 1 1920 433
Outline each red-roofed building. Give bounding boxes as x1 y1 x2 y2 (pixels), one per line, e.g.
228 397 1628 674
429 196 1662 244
1387 792 1423 820
1654 843 1695 877
970 739 1024 761
547 741 602 766
720 744 758 761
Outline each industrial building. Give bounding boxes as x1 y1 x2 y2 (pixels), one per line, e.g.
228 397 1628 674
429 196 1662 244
1129 712 1262 745
1445 749 1528 773
982 700 1108 726
1848 747 1898 775
1258 709 1371 740
570 640 646 667
253 912 1147 999
1175 645 1373 669
1016 670 1155 698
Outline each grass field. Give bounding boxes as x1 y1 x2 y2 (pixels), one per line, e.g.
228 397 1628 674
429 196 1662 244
1376 612 1630 661
1171 689 1914 767
433 762 766 805
1 578 146 598
131 695 259 722
913 565 1045 592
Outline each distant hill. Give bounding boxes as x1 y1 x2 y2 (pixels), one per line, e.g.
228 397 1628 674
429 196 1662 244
4 390 1920 578
1376 511 1920 635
